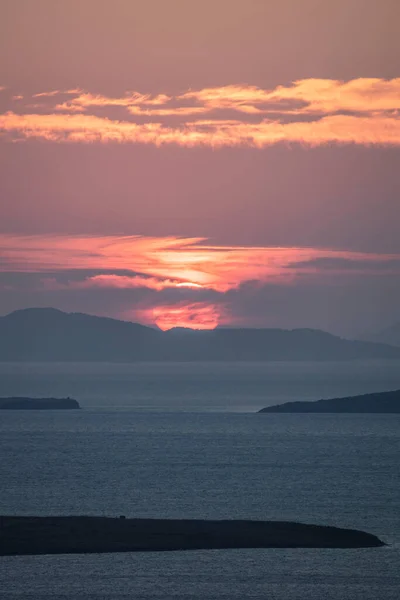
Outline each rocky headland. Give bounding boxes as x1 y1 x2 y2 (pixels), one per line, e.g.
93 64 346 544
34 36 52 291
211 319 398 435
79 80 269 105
0 397 80 410
259 389 400 413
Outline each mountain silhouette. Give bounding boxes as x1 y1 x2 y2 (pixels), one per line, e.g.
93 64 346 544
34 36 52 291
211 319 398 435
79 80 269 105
1 308 400 362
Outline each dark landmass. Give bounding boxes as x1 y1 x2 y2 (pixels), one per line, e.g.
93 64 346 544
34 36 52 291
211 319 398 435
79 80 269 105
259 389 400 413
361 322 400 348
0 397 80 410
1 308 400 362
0 516 384 556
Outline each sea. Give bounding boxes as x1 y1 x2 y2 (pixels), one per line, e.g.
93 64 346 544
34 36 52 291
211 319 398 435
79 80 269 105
1 360 400 600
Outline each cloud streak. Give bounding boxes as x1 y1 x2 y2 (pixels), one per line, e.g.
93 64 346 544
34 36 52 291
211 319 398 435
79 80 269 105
2 234 399 292
1 78 400 147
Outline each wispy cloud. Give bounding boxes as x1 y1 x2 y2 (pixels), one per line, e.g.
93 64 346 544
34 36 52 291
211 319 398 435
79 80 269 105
41 273 200 292
2 234 399 293
1 78 400 147
33 89 82 99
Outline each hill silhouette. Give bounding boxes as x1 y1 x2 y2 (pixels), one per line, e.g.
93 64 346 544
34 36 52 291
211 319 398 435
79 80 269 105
0 308 161 361
1 308 400 362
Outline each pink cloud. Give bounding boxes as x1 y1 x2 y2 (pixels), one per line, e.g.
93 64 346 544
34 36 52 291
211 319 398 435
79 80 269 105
2 234 400 295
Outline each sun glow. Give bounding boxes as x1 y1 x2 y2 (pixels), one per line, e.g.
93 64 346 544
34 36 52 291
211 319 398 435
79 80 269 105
152 303 222 331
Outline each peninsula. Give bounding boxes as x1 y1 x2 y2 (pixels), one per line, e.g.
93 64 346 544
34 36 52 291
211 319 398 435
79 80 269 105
259 389 400 413
0 516 384 556
0 397 80 410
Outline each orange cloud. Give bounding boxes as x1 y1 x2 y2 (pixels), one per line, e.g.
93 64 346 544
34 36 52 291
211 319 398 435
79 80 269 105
54 91 172 112
30 78 400 116
182 79 400 115
1 111 400 147
1 78 400 147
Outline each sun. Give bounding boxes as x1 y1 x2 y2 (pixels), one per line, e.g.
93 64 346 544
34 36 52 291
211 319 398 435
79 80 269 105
174 282 204 289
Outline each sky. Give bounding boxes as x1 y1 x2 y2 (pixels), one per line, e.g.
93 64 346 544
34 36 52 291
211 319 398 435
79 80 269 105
1 0 400 336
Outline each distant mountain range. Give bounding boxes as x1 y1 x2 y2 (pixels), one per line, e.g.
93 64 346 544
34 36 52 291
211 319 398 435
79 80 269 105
1 308 400 362
361 323 400 348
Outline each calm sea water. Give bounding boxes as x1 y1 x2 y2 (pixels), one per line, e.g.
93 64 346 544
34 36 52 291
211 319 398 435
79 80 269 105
1 361 400 599
1 360 400 411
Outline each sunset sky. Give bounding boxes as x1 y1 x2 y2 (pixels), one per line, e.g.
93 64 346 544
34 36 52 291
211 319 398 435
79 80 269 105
1 0 399 335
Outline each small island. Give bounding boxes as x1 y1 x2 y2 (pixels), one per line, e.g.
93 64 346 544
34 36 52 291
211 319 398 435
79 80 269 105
0 397 80 410
0 516 384 556
259 389 400 413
